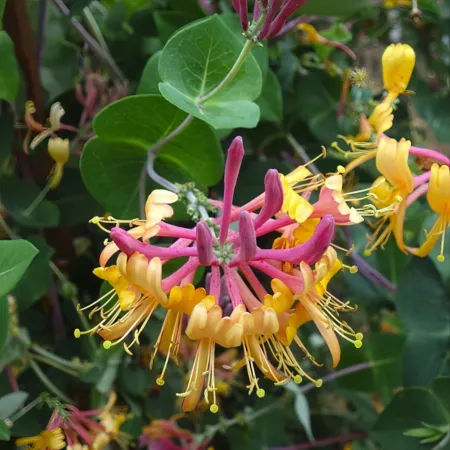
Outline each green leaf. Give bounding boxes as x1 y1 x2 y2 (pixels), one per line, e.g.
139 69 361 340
13 236 55 311
81 95 223 218
316 23 352 60
338 333 405 398
0 31 20 103
0 421 10 441
0 111 14 165
396 258 450 386
372 388 449 450
300 0 371 16
0 392 28 420
285 382 314 441
430 377 450 418
256 70 283 123
0 240 39 297
0 177 60 229
138 52 162 95
158 15 262 129
294 71 341 144
0 298 8 354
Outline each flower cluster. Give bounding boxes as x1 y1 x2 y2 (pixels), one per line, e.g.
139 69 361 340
232 0 307 39
74 136 382 413
339 43 450 261
16 393 127 450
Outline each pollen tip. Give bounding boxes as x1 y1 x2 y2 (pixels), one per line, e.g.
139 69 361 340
156 377 165 386
356 332 363 340
315 379 323 388
256 388 265 398
103 340 112 349
350 265 358 274
210 404 219 414
354 340 363 349
363 250 371 257
294 375 303 384
74 329 81 338
437 255 445 263
337 165 345 174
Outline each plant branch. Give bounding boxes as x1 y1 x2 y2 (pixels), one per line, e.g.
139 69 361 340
271 431 367 450
286 133 320 175
51 0 126 82
29 360 71 403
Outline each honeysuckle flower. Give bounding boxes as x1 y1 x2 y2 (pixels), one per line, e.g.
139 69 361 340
48 138 70 189
382 43 415 103
383 0 411 8
297 23 356 60
232 0 307 40
364 138 413 255
23 101 66 152
16 394 125 450
16 428 66 450
407 163 450 261
78 136 365 413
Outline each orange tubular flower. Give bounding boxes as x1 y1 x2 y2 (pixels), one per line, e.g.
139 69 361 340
408 164 450 261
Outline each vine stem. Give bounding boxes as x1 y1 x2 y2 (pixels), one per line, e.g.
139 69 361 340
271 432 367 450
51 0 125 82
286 133 320 175
29 360 71 403
8 397 42 423
26 352 79 378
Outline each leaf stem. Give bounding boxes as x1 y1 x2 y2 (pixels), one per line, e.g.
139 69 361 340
29 360 71 403
23 180 53 216
285 133 320 175
8 397 41 423
50 0 126 82
27 352 79 378
30 343 77 369
199 39 255 104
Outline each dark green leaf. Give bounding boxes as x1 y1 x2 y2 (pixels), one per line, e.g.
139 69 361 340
0 31 20 103
0 421 10 441
13 236 54 311
396 258 450 386
0 177 60 229
0 111 14 165
0 240 39 297
256 70 283 123
158 15 262 129
430 377 450 418
372 388 449 450
300 0 372 16
153 11 196 43
0 392 28 420
81 95 223 218
0 298 8 354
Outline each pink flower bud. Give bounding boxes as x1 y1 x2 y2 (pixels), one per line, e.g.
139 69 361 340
266 0 307 40
220 137 245 243
253 169 283 229
239 211 257 261
196 221 214 265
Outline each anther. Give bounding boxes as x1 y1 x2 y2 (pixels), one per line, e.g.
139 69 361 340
156 378 165 386
256 388 265 398
74 329 81 338
103 341 112 349
210 404 219 413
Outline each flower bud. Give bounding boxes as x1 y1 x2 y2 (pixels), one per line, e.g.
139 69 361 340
382 43 415 96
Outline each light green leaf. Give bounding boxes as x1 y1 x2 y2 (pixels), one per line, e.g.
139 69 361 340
13 236 55 311
256 69 283 123
81 95 223 218
0 392 29 420
158 15 262 129
396 258 450 387
0 177 60 229
138 52 161 95
285 382 314 442
0 31 19 103
0 240 39 297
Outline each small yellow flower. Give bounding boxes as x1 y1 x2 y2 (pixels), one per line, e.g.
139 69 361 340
48 138 70 189
368 102 394 137
382 43 415 99
383 0 411 8
408 164 450 261
297 23 323 44
16 428 65 450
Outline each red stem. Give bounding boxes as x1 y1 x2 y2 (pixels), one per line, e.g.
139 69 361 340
271 432 367 450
